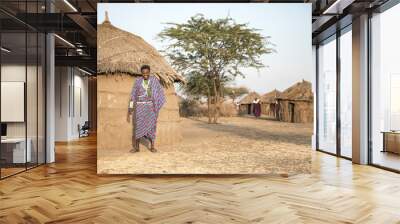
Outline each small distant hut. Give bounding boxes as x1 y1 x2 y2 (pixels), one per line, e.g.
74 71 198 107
276 80 313 123
97 12 185 153
238 92 260 115
260 89 282 119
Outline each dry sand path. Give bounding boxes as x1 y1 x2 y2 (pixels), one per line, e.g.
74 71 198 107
98 116 312 175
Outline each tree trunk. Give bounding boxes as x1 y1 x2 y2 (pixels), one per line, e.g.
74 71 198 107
212 77 218 124
214 77 223 124
207 88 212 123
217 80 224 122
214 90 220 124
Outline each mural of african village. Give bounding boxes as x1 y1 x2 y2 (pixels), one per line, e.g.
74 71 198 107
97 4 313 175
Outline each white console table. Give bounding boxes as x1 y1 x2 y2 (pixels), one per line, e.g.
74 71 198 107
1 138 32 163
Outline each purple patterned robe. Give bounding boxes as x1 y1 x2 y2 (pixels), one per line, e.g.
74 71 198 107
253 101 261 118
129 75 166 141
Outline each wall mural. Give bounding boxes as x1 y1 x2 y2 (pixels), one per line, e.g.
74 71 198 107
97 3 313 175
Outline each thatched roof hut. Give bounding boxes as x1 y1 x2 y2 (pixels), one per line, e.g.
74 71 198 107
260 89 281 118
239 92 261 105
238 92 260 115
277 80 313 102
97 12 184 86
97 12 183 166
276 80 313 123
260 89 282 104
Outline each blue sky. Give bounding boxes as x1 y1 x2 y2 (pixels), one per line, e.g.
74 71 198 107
98 3 312 94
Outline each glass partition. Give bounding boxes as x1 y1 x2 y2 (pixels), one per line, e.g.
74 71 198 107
317 36 337 154
1 30 28 177
0 1 46 179
370 3 400 171
339 28 352 158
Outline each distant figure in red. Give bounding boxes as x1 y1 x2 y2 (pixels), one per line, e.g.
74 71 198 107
252 98 261 118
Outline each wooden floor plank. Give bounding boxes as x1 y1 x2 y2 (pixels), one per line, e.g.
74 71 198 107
0 135 399 223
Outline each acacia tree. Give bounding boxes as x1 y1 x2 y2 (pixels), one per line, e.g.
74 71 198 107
159 14 275 123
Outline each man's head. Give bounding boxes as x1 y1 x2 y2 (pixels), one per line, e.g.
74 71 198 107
141 65 150 80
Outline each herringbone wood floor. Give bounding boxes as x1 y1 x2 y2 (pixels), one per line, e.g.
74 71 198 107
1 135 400 224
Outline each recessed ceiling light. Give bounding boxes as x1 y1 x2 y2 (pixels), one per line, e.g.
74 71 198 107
63 0 78 12
54 34 75 48
322 0 353 15
78 67 92 76
1 47 11 53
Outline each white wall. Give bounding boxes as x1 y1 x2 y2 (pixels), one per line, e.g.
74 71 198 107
1 65 37 137
55 66 69 141
1 65 25 136
1 63 46 164
73 73 89 137
54 67 89 141
1 65 26 140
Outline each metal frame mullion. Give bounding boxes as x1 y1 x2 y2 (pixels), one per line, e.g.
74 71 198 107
367 10 373 165
336 28 341 157
0 22 2 179
316 44 320 151
25 0 28 171
36 0 39 168
44 0 48 164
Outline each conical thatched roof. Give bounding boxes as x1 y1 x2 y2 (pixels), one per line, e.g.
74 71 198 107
97 12 184 85
278 80 313 101
239 92 261 104
260 89 282 104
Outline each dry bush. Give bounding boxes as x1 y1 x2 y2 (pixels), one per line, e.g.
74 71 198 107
179 99 238 117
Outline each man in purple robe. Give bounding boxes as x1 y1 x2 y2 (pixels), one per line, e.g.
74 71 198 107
127 65 166 153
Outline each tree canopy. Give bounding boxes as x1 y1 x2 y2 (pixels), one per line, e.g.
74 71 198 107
159 14 275 123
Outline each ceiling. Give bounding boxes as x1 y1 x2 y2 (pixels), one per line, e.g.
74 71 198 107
0 0 392 74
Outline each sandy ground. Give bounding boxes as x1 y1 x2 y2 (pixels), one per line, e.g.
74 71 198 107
97 116 312 175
